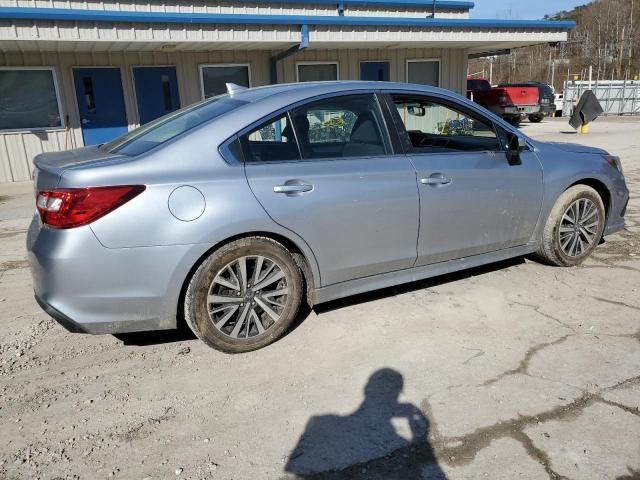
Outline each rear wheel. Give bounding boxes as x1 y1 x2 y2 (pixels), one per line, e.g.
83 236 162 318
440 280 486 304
536 185 605 266
184 237 303 353
505 115 521 127
528 114 544 123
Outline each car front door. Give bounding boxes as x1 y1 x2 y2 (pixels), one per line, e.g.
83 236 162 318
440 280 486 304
384 93 543 266
243 93 419 286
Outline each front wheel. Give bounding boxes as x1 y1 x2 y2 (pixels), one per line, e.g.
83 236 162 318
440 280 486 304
536 185 606 266
184 237 303 353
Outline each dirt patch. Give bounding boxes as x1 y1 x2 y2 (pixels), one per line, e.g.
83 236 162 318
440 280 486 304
0 260 30 272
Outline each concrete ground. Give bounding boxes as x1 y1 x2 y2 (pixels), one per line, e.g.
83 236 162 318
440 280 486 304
0 117 639 480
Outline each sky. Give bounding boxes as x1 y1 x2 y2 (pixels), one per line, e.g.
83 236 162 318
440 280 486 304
471 0 589 19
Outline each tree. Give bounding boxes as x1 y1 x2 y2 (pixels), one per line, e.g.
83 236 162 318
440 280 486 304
468 0 640 90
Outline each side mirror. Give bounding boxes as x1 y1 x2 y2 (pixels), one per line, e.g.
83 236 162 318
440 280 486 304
506 133 526 165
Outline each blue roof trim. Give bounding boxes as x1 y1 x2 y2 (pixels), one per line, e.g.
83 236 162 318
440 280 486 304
0 7 575 29
217 0 475 9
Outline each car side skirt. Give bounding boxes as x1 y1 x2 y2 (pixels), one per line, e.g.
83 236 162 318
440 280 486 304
314 243 537 304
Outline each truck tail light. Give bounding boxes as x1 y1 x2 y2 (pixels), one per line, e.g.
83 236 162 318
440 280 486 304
499 95 513 107
36 185 145 229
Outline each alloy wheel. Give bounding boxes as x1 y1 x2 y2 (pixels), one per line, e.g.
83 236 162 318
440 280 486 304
558 198 600 257
207 255 289 339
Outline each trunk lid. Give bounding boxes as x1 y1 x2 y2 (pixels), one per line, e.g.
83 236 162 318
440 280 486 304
33 146 126 190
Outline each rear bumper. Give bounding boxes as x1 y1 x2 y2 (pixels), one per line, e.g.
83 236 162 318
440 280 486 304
27 214 210 334
35 294 87 333
503 105 539 115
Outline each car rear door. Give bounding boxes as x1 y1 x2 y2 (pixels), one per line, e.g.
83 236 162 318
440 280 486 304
383 92 543 266
242 92 419 286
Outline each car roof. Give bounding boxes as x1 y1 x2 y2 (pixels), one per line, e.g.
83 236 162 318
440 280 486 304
226 80 447 103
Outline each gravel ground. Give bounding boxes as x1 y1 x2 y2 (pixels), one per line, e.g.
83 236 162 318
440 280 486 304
0 117 639 480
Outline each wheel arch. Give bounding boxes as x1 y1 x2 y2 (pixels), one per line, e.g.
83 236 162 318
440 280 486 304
567 177 611 220
176 231 319 329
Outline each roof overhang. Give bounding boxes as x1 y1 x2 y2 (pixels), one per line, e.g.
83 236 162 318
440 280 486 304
211 0 475 10
0 7 573 54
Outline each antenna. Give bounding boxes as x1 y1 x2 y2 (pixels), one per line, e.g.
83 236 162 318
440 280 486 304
226 83 248 96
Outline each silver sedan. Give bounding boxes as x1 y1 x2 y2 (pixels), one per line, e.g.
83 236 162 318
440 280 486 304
27 81 629 352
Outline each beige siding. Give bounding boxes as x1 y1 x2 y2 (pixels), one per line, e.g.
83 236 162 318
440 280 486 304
0 47 467 183
0 0 470 19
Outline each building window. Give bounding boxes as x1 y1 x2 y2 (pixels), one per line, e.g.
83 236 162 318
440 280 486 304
407 60 440 87
360 61 390 81
200 64 250 99
0 68 63 130
297 63 339 82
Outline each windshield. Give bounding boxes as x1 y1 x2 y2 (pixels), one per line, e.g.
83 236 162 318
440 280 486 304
101 95 248 156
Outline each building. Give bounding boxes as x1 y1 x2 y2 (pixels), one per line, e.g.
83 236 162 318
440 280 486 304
0 0 573 183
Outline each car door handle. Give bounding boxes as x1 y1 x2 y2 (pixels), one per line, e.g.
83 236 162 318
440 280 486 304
273 183 314 194
420 174 451 186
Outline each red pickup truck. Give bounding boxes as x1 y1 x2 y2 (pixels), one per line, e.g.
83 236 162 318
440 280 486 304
466 77 539 126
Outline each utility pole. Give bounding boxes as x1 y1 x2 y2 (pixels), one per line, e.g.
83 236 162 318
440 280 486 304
489 57 493 85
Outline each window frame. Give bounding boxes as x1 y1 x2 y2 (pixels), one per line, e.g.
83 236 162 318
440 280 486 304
406 59 441 88
199 63 251 100
296 61 340 83
380 91 506 156
229 91 396 165
240 111 303 163
0 66 65 132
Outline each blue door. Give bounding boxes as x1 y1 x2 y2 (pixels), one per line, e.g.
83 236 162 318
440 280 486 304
360 62 390 81
133 66 180 125
73 68 128 146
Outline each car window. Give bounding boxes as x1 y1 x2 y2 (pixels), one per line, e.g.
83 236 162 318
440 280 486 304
290 94 389 159
391 95 502 153
102 95 247 156
241 113 301 162
467 79 490 91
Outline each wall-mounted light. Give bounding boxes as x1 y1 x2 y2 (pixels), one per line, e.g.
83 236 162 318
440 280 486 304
160 44 178 52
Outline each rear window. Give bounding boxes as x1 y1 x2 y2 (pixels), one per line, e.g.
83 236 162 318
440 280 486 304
467 79 490 91
538 84 553 96
101 95 247 156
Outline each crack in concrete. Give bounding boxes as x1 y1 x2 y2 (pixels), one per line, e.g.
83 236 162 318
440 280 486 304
511 430 568 479
461 348 485 365
421 375 640 476
592 296 640 312
421 393 595 471
479 335 573 387
509 300 577 332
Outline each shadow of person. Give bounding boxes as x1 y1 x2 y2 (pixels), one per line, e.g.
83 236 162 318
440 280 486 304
284 368 446 480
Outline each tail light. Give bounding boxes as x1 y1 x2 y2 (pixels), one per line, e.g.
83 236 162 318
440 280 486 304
499 95 513 107
36 185 145 229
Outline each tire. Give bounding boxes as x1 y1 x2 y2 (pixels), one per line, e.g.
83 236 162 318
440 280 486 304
536 185 606 267
528 114 543 123
184 237 303 353
505 116 521 127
